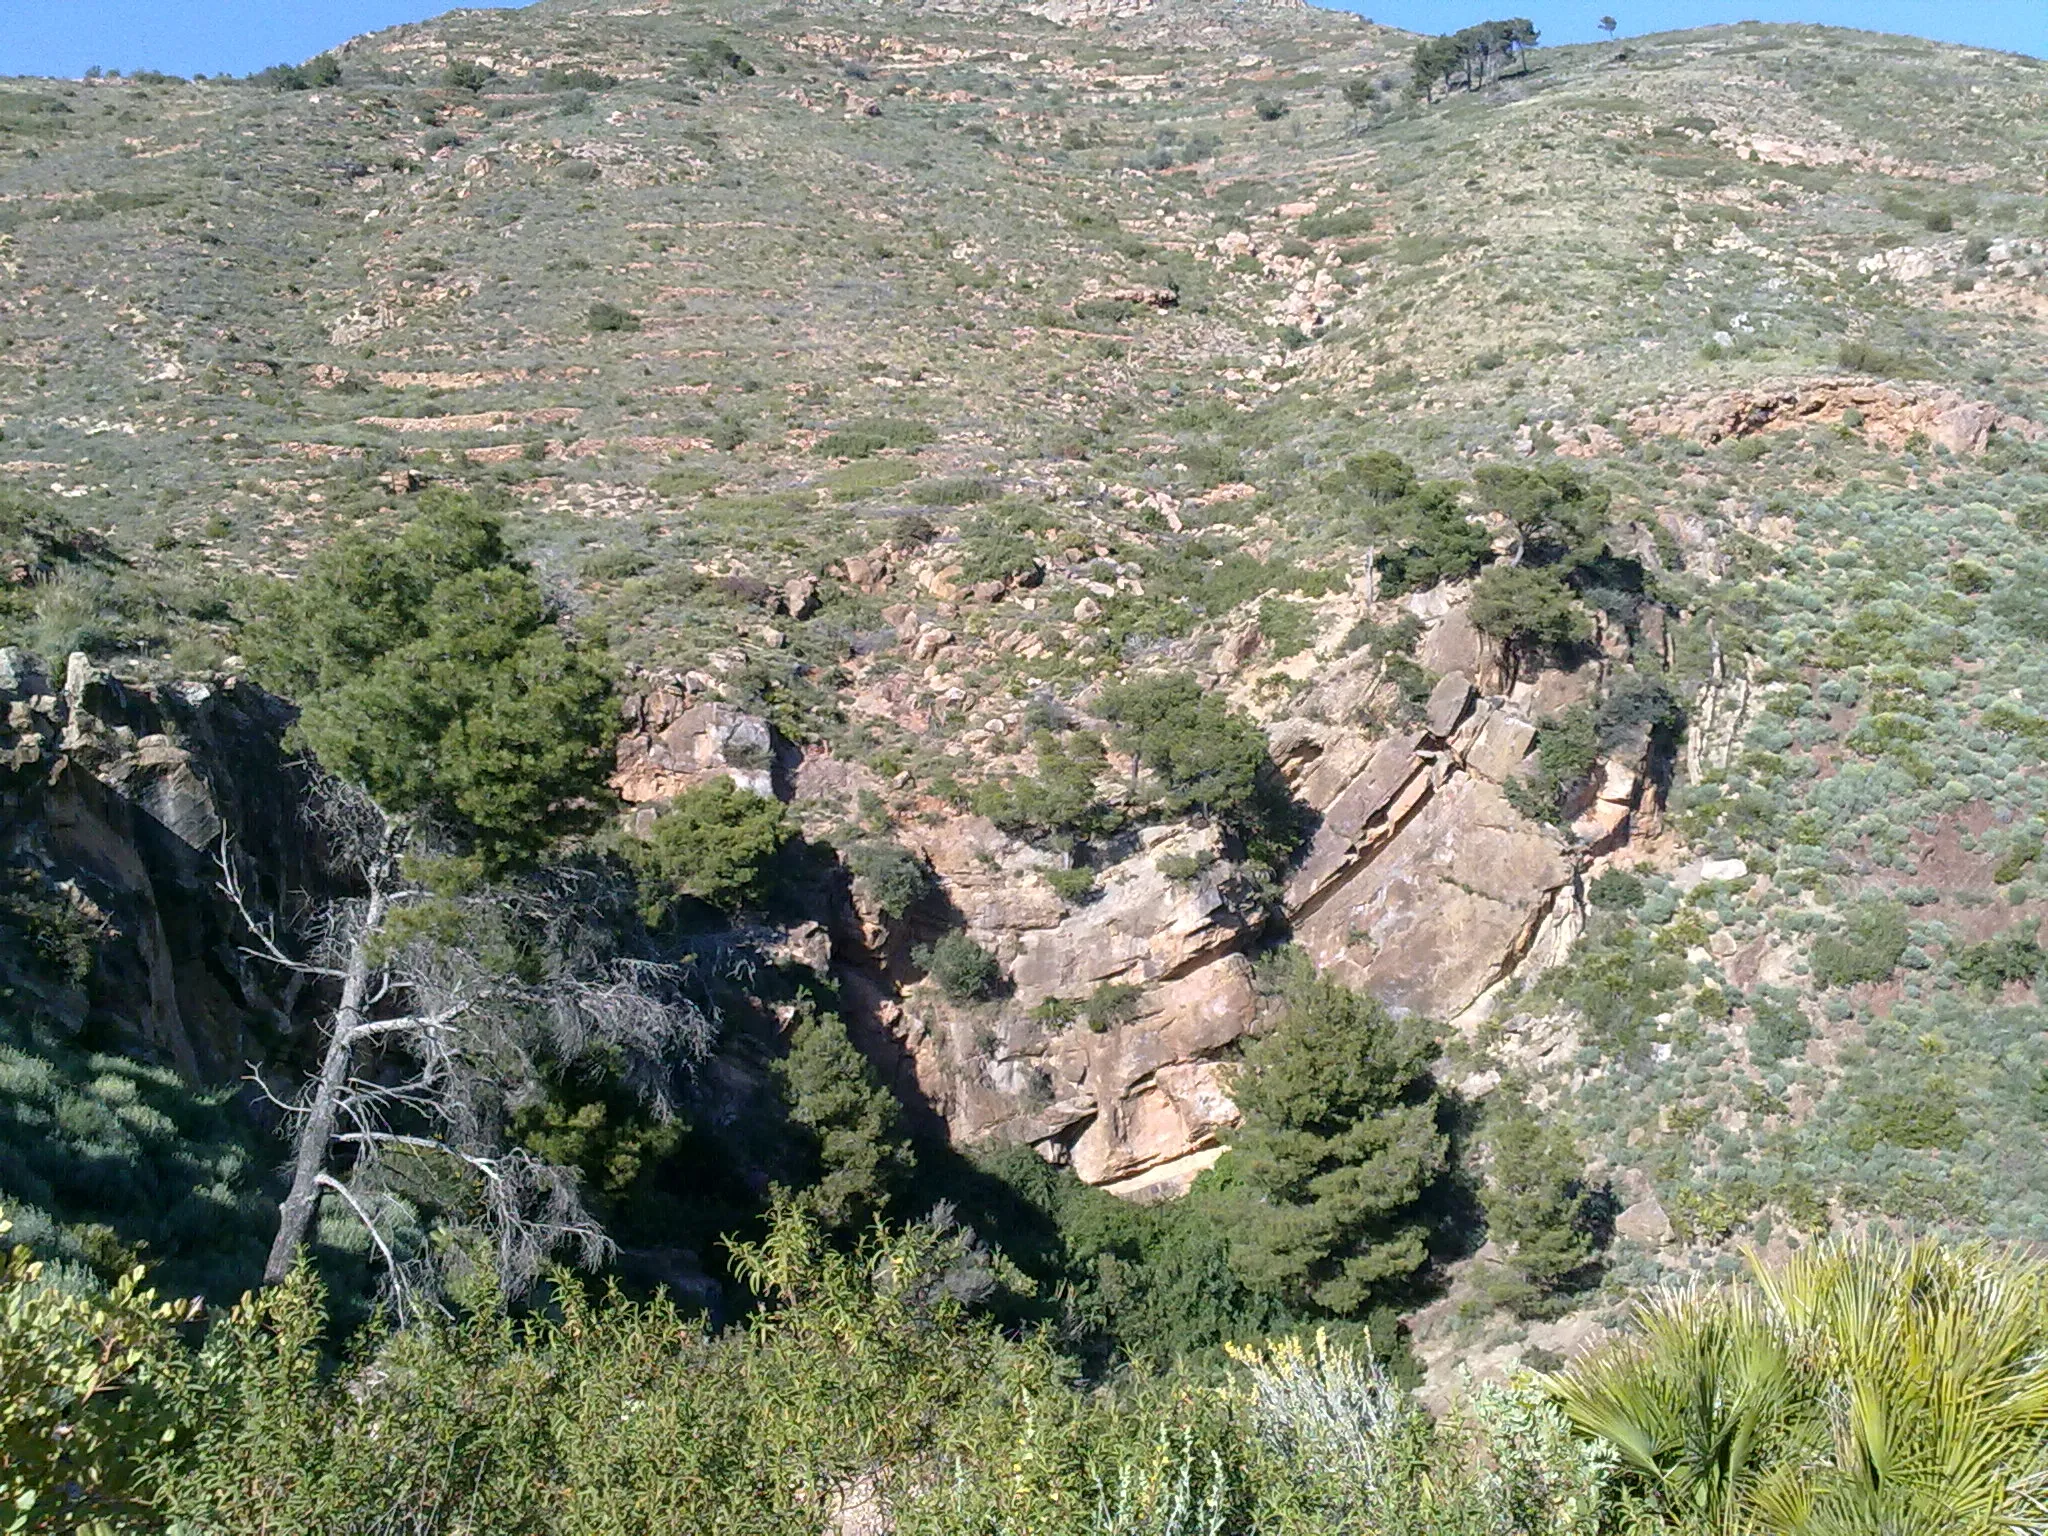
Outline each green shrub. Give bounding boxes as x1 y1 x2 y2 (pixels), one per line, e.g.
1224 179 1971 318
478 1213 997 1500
1098 674 1301 864
1298 207 1374 241
1044 866 1097 905
1483 1101 1603 1313
1746 993 1811 1062
1837 338 1923 377
1081 982 1143 1032
973 733 1121 845
1253 96 1289 120
1156 850 1217 884
818 418 935 460
443 59 495 91
1470 565 1592 678
955 530 1039 585
1587 870 1644 911
907 476 992 507
1256 597 1315 659
588 301 641 333
0 1217 188 1528
1954 934 2045 993
843 839 929 919
1219 961 1445 1315
1808 901 1908 988
622 779 793 918
915 931 1002 1001
1845 1085 1966 1152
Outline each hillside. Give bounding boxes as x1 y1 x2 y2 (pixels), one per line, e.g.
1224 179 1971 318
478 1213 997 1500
9 0 2048 1398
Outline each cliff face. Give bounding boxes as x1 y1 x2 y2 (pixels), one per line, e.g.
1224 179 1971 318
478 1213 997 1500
11 581 1658 1202
609 586 1665 1201
0 649 321 1080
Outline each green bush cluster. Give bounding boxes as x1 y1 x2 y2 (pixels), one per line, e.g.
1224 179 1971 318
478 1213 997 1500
915 931 1003 1001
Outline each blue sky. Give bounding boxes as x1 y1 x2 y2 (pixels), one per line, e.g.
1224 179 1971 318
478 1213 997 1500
0 0 2039 80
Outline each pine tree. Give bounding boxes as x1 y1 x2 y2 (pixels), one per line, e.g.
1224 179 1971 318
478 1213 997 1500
244 488 616 866
777 1006 914 1231
1484 1099 1598 1311
1219 964 1446 1316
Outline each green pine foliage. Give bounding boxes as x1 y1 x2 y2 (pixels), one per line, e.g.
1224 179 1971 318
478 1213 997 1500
1218 962 1447 1317
915 931 1003 1001
242 490 616 865
1097 675 1303 867
1482 1100 1604 1315
1469 565 1592 679
1808 900 1908 989
621 778 794 918
776 1004 915 1230
971 730 1123 846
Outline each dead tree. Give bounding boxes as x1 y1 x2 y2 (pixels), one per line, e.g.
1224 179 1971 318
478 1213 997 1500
223 781 712 1315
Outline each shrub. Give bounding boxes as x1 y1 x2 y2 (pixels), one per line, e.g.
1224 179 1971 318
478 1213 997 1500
777 1006 914 1230
1298 207 1374 241
818 418 935 460
1044 866 1097 905
956 530 1039 585
541 65 616 91
1587 869 1644 911
1954 933 2045 993
1256 597 1315 659
1254 96 1289 120
443 59 495 91
1845 1085 1966 1152
1470 565 1592 679
907 476 992 507
1220 959 1445 1315
915 931 1002 1001
972 733 1121 845
622 779 793 918
1483 1102 1605 1312
0 1215 188 1526
843 839 928 919
1156 850 1217 884
587 301 641 333
1808 901 1908 988
1837 338 1922 377
1746 993 1811 1062
1097 674 1301 864
1081 982 1143 1031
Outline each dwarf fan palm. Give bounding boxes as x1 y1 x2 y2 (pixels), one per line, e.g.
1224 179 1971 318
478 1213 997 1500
1549 1234 2048 1536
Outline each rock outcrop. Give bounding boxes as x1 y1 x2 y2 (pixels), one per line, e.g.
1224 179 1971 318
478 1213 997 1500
606 624 1664 1198
1628 378 2044 457
1 650 319 1080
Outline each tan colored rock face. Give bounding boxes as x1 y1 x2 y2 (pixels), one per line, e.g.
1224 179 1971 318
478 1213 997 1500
613 691 776 803
1295 772 1571 1021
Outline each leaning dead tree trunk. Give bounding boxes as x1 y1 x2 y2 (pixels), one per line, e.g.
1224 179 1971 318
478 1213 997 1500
261 833 392 1286
223 781 712 1313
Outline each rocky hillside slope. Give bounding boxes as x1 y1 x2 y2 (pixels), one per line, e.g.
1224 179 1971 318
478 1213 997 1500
9 0 2048 1374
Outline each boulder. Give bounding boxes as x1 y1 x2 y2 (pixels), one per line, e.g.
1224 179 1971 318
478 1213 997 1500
1464 711 1537 782
1425 671 1474 738
613 692 778 802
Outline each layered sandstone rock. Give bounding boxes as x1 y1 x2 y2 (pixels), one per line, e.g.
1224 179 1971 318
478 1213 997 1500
604 599 1663 1196
1629 378 2043 457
